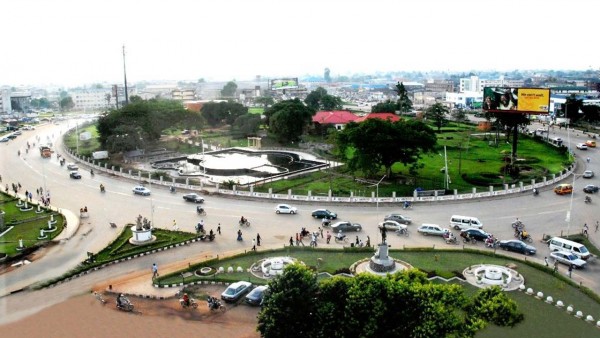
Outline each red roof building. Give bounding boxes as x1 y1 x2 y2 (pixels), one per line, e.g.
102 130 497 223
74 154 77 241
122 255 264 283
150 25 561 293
355 113 400 123
312 110 359 125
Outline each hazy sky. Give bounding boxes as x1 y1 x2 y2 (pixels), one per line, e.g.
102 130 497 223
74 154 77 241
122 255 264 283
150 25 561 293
2 0 598 87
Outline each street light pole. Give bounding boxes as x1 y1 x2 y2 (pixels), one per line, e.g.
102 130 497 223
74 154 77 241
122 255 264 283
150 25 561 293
373 175 386 211
566 172 581 236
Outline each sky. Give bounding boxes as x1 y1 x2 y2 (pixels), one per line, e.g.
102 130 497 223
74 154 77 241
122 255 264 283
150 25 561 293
2 0 599 87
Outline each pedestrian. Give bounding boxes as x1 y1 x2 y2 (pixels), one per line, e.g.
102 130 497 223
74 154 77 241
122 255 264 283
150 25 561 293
237 229 243 241
553 261 558 273
586 157 591 163
596 221 599 233
172 219 178 231
0 174 2 182
28 191 32 202
583 223 589 237
152 263 159 279
366 236 371 248
319 227 323 238
252 238 256 251
256 233 261 246
289 236 294 246
217 223 221 235
295 233 300 246
326 231 331 244
355 236 359 246
25 190 28 199
36 188 39 196
544 257 549 267
568 264 573 278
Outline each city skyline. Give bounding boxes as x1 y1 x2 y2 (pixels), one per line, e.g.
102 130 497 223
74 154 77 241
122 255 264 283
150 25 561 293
2 0 599 88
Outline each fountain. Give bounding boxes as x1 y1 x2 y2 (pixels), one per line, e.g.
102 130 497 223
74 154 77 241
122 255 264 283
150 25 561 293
129 215 156 245
250 256 298 278
463 264 523 291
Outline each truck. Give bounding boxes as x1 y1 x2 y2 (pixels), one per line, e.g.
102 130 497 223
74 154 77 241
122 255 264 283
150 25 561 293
39 145 52 158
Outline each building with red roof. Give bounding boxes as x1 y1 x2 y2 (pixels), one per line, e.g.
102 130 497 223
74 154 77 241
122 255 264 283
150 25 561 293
312 110 359 130
355 113 401 123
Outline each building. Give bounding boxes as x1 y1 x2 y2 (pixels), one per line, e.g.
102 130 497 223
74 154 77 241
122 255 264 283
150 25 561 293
0 89 11 114
9 91 32 113
71 89 112 111
172 88 196 101
459 76 524 92
312 110 358 130
445 92 483 109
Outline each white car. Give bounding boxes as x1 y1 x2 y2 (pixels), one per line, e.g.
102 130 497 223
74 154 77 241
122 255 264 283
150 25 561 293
417 224 450 236
275 204 297 214
550 251 587 269
576 143 588 150
583 170 594 179
132 186 151 196
67 163 79 170
378 220 407 231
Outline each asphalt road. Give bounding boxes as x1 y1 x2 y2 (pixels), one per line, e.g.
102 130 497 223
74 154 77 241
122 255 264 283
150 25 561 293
0 119 599 324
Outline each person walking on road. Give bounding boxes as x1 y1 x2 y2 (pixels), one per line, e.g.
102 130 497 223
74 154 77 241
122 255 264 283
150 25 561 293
152 263 159 279
256 233 261 246
553 261 558 274
568 264 573 278
217 223 221 235
289 236 294 246
596 221 599 233
172 219 178 231
252 238 256 251
544 257 549 267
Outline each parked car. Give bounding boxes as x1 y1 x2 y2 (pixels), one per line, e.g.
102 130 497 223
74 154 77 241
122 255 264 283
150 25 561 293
535 128 547 134
378 220 407 232
550 251 587 269
583 170 594 178
245 285 268 306
0 137 9 142
460 228 491 242
417 224 450 236
498 240 536 255
383 214 412 225
576 143 588 150
275 204 297 214
67 163 79 170
182 193 204 203
132 186 151 196
583 185 599 193
69 171 82 179
221 281 253 303
311 209 337 219
331 221 362 232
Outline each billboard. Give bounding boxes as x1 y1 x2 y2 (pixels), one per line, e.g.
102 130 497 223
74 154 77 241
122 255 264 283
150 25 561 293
270 78 299 91
482 87 550 114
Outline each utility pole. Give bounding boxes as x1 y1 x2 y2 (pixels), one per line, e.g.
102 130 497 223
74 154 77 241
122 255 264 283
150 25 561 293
123 45 129 105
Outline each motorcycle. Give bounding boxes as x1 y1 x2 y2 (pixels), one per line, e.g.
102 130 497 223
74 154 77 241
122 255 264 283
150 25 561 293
485 237 499 248
461 233 477 244
180 297 199 309
533 188 539 196
321 218 331 227
170 186 176 193
396 227 410 237
515 231 533 243
334 234 348 243
100 184 105 193
402 202 413 210
585 196 592 204
196 206 207 216
239 220 251 227
443 233 458 245
116 296 134 312
207 296 226 312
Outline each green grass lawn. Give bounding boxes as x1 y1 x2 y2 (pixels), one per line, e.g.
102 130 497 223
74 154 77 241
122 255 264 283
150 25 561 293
0 195 64 255
159 246 600 338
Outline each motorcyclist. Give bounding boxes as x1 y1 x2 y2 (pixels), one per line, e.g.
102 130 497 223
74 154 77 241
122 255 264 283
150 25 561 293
117 293 125 308
90 169 94 176
196 221 205 234
100 184 105 192
170 185 175 193
240 216 246 225
585 196 592 203
336 230 345 241
182 293 190 306
403 201 411 209
533 188 538 195
520 230 529 241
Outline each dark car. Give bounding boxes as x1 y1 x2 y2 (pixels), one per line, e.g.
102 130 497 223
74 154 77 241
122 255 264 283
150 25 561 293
245 285 268 306
221 281 253 303
384 213 412 225
182 193 204 203
69 171 82 179
331 221 362 232
460 229 490 242
311 209 337 219
583 185 599 194
498 240 536 255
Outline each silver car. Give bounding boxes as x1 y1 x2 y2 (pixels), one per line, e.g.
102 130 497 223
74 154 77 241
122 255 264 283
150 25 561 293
417 224 450 236
550 251 587 268
378 220 407 232
132 186 151 196
383 214 412 225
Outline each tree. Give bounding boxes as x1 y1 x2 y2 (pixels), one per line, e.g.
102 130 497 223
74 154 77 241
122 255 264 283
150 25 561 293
255 96 274 109
371 100 397 113
304 87 328 111
59 97 75 111
492 112 529 163
452 108 468 123
324 67 331 83
321 94 343 111
336 118 437 177
563 94 583 123
200 101 248 127
259 266 523 338
129 95 143 103
395 82 413 113
267 99 315 143
425 102 449 132
231 114 261 139
220 81 237 97
257 264 319 337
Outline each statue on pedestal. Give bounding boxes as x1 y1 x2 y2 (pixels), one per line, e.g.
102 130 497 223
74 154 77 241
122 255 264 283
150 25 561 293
135 215 143 231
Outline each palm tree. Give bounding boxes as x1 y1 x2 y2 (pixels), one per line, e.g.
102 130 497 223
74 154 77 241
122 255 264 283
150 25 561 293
425 102 449 132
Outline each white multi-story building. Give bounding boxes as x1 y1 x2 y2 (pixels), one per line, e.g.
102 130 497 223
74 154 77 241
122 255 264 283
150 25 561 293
0 89 11 113
71 89 112 111
445 91 483 109
459 76 525 92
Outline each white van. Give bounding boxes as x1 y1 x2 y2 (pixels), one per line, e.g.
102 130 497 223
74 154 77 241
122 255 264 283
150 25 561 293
548 237 591 260
449 215 483 230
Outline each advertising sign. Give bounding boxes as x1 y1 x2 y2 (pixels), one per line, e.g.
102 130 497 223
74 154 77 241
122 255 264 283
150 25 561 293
482 87 550 114
270 78 299 90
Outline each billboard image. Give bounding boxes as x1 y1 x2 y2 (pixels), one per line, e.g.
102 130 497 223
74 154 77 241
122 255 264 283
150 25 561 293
270 78 299 90
482 87 550 114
